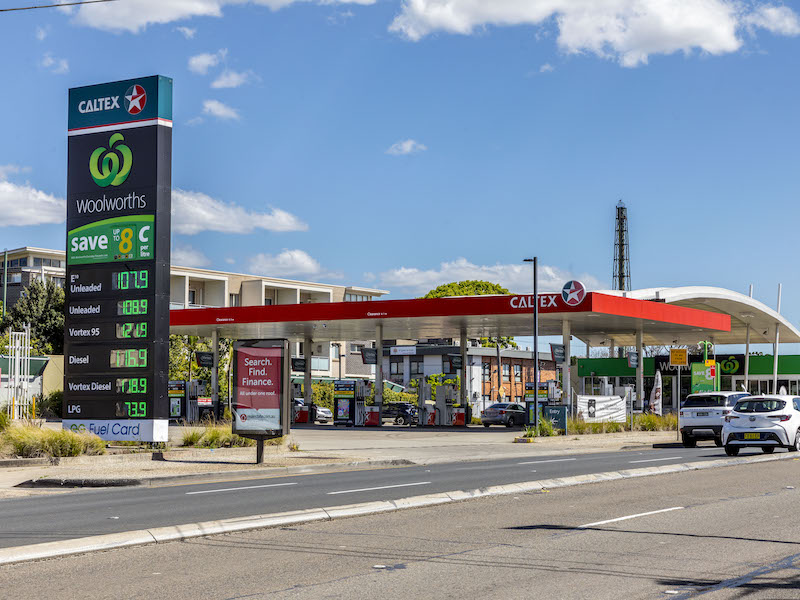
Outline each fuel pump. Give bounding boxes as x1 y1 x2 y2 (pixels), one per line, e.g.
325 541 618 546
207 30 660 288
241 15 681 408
417 381 435 426
435 383 458 426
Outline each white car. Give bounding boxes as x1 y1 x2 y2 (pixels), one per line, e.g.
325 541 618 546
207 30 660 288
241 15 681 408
722 395 800 456
680 392 750 447
314 406 333 423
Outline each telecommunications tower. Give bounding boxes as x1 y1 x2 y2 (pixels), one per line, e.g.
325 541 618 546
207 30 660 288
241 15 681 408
612 200 631 291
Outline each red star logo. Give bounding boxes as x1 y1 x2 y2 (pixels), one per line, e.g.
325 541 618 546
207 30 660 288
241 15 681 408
124 84 147 115
561 280 586 306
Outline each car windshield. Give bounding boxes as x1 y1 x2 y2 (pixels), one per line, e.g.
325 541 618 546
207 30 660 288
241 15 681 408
489 403 510 409
733 399 786 413
682 395 727 408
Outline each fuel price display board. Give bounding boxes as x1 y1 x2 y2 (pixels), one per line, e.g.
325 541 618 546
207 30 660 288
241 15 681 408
63 76 172 442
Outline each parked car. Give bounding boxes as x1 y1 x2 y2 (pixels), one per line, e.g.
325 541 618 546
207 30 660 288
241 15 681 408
481 403 526 428
722 395 800 456
381 402 418 425
314 405 333 423
680 391 750 447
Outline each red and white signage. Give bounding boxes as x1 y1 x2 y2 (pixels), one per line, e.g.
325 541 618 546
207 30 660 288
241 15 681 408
233 345 283 434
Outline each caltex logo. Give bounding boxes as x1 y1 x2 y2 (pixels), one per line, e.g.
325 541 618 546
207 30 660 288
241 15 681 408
561 280 586 306
124 84 147 115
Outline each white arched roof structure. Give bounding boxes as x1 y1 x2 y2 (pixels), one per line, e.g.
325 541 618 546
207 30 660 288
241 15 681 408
594 286 800 346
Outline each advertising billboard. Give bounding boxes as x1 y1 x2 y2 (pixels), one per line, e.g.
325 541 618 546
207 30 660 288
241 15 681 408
63 76 172 442
232 340 288 436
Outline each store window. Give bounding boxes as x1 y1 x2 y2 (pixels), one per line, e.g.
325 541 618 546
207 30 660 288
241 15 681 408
390 359 403 375
410 357 424 375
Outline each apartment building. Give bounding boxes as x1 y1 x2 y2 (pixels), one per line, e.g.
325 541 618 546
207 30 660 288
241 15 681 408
1 247 388 379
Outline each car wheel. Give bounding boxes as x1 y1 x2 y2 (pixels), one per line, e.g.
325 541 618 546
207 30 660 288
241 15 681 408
506 417 515 428
789 432 800 453
762 446 775 454
724 445 740 457
395 416 406 426
714 437 723 447
681 434 697 448
483 423 490 428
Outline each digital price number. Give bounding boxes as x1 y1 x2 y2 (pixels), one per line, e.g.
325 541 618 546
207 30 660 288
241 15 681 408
122 401 148 418
109 348 148 369
116 377 147 394
116 322 148 339
117 299 149 315
112 270 149 291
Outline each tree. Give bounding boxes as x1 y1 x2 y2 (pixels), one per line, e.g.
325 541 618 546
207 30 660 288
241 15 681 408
168 334 233 399
422 280 518 348
1 280 64 354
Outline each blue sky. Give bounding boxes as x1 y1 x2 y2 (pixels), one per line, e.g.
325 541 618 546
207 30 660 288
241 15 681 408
1 0 800 348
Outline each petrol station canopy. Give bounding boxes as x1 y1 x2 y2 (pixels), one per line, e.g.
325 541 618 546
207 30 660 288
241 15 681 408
170 290 743 346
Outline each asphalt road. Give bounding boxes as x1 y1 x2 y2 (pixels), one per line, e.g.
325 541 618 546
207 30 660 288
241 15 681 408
0 444 787 549
2 458 799 599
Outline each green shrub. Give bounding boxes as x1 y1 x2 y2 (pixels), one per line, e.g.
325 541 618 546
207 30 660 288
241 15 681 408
40 390 63 419
471 416 482 425
181 424 257 448
1 426 105 458
537 415 556 437
0 411 10 433
181 428 203 447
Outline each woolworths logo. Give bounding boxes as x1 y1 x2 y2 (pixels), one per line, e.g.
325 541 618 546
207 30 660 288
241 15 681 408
89 133 132 188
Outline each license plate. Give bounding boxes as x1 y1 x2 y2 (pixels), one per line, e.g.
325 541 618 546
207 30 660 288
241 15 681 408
696 412 709 416
744 433 761 440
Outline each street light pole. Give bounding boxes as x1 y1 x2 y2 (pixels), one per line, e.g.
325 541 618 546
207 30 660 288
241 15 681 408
524 258 539 429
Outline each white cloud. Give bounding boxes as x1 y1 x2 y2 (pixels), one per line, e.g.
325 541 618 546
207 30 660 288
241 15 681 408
41 52 69 74
0 180 65 227
386 139 427 156
378 257 602 296
175 26 197 38
744 5 800 36
35 26 49 41
188 48 227 74
211 69 254 89
539 63 554 73
202 99 240 120
225 257 236 265
172 244 211 267
70 0 376 34
172 189 308 235
248 249 344 280
0 165 30 180
389 1 800 67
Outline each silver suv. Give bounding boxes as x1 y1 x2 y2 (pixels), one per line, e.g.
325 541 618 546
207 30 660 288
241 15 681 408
680 391 750 447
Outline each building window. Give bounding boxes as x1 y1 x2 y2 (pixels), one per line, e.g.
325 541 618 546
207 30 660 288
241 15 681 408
515 395 523 403
18 258 27 267
264 298 273 306
345 293 370 302
188 289 197 305
350 343 364 354
443 356 456 374
229 293 240 307
410 357 424 375
502 363 510 382
8 259 18 268
482 361 491 382
33 258 42 267
332 344 341 359
52 277 65 288
390 359 403 375
10 273 21 283
513 364 522 382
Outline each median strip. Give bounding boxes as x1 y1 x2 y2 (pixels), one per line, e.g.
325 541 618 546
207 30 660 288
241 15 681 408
0 452 795 567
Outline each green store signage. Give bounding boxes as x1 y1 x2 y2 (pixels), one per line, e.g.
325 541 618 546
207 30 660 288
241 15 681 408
68 215 154 265
691 363 715 392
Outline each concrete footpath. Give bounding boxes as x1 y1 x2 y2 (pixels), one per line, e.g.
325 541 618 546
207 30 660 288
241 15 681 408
0 426 681 496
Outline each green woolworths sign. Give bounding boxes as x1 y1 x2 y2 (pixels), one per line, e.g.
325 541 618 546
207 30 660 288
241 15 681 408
691 363 715 392
68 215 155 265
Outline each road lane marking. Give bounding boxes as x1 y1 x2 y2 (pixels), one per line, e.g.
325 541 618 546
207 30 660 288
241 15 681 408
577 506 684 529
629 456 683 464
327 481 431 495
186 482 297 495
517 458 577 465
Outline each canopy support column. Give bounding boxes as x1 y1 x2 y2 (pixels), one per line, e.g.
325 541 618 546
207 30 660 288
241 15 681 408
211 329 219 410
460 328 467 408
562 320 571 412
773 284 782 393
304 336 312 408
375 324 384 407
636 329 644 411
745 284 753 392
